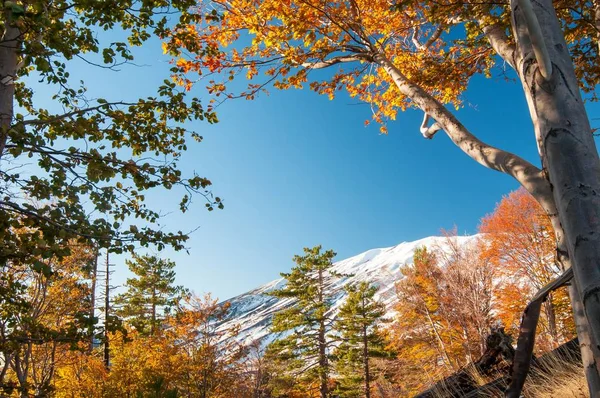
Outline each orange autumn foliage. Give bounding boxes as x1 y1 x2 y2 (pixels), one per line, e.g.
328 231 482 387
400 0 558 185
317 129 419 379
163 1 600 130
0 242 96 397
54 294 257 398
390 235 496 396
163 0 499 127
479 188 575 350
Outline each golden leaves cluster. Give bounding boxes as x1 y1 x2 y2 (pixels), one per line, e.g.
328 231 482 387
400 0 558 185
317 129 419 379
164 0 503 129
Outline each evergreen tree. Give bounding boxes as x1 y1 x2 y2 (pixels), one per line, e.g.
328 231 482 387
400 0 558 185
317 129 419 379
334 282 387 398
267 246 338 398
114 255 186 336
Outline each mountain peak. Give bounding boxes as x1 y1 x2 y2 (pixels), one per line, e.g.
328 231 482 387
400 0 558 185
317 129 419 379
218 235 479 346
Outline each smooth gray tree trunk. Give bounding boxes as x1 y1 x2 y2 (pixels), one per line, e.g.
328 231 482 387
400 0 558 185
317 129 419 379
569 281 600 397
0 16 19 160
510 0 600 382
551 214 600 396
549 212 600 395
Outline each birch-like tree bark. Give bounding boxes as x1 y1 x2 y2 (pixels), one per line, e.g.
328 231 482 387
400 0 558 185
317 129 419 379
0 13 19 160
510 1 600 388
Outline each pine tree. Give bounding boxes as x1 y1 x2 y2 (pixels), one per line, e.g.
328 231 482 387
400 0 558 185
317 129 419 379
334 282 387 398
267 246 338 398
114 255 187 336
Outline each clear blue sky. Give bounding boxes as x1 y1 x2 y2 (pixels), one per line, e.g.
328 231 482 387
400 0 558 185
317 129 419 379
32 34 600 300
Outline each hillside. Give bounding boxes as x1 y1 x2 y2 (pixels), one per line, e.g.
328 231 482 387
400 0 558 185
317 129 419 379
218 235 479 346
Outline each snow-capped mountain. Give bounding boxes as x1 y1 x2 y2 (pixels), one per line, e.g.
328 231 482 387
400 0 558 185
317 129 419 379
218 235 478 346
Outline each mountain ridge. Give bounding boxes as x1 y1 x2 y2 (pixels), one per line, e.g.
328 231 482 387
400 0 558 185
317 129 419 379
218 235 480 346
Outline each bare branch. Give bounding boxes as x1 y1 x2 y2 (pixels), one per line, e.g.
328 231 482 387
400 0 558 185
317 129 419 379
411 26 424 51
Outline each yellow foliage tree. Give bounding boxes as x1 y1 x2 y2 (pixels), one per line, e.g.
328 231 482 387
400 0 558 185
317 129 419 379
0 242 96 397
391 236 497 396
479 188 575 351
53 293 254 398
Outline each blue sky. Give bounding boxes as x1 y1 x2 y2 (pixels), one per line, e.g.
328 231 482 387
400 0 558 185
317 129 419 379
32 34 600 300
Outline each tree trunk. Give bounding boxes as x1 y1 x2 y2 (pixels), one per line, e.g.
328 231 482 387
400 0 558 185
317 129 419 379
0 13 19 161
318 321 327 398
89 246 98 353
104 251 110 369
595 0 600 55
14 343 32 398
151 284 156 336
543 296 558 345
422 301 453 370
510 0 600 378
549 212 600 395
363 324 371 398
0 352 11 387
416 329 516 398
318 268 328 398
374 7 600 391
569 281 600 396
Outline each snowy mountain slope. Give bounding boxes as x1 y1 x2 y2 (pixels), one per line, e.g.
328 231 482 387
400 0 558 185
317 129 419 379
218 235 479 346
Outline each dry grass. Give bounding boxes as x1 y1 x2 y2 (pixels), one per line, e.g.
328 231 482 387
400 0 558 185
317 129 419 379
427 365 505 398
423 348 589 397
522 351 588 398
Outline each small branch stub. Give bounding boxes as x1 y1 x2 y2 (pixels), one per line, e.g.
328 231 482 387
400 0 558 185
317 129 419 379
420 113 441 139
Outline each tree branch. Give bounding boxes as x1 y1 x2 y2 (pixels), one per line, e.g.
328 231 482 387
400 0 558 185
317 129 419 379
302 53 372 69
411 26 424 51
506 267 574 398
375 53 548 199
0 200 111 241
424 24 445 49
21 102 136 126
411 23 445 51
419 113 442 139
479 21 517 69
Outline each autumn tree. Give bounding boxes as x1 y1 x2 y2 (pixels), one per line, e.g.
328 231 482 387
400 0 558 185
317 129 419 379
53 350 107 398
239 340 272 398
480 189 575 349
391 247 457 395
100 330 183 397
333 281 387 398
0 0 222 278
434 234 496 360
391 241 497 395
114 254 187 336
168 293 248 398
53 293 252 398
0 242 96 397
165 0 600 390
267 246 338 398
